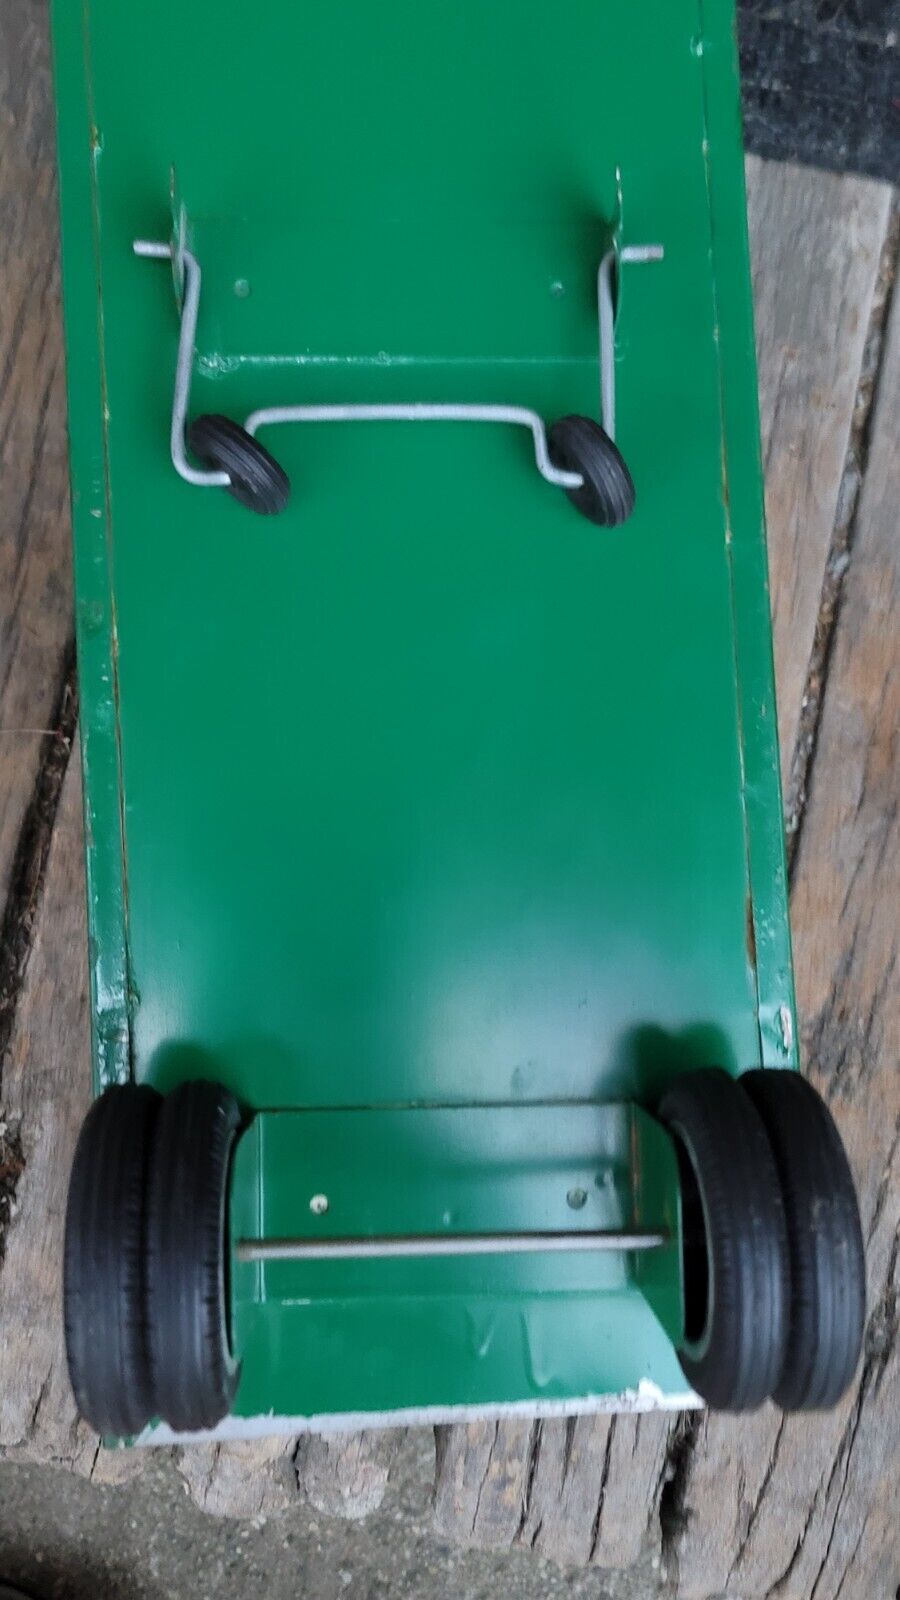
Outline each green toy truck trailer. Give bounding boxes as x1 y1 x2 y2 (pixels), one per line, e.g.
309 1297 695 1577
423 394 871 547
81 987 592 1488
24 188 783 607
54 0 864 1438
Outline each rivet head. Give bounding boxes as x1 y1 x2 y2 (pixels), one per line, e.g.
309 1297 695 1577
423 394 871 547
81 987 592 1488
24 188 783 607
309 1193 329 1216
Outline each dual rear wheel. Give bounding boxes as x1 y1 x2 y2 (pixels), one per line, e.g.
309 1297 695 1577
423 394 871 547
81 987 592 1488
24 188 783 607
63 1068 864 1434
63 1080 241 1437
659 1068 865 1412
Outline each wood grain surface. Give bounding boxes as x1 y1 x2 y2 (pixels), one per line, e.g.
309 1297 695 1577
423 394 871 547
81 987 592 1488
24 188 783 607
0 2 75 921
0 1 896 1591
0 755 98 1472
748 157 892 791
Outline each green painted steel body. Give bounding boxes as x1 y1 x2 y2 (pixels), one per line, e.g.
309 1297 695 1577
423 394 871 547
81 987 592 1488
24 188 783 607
51 0 796 1424
230 1105 686 1420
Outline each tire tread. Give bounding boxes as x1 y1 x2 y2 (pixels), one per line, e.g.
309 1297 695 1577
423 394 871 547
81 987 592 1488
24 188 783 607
63 1084 160 1436
741 1070 865 1410
659 1068 790 1411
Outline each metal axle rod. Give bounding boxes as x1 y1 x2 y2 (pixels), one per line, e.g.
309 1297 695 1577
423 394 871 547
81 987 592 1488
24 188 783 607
236 1228 667 1263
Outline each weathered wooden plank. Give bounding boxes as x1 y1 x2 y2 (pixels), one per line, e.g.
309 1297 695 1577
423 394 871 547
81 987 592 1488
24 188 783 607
673 266 900 1600
587 1414 672 1569
0 753 97 1468
432 1411 672 1567
175 1439 297 1519
517 1418 607 1565
522 1414 670 1569
433 1420 535 1548
0 755 146 1494
0 0 75 912
746 157 891 789
1 23 895 1581
295 1430 405 1520
174 1429 406 1523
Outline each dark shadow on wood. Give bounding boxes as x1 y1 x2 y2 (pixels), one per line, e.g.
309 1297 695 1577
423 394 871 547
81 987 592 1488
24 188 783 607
0 637 77 1090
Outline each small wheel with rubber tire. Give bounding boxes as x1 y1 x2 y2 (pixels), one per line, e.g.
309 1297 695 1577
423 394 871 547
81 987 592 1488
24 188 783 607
146 1080 242 1432
63 1083 161 1436
188 413 291 515
740 1070 865 1410
658 1068 790 1410
547 414 636 526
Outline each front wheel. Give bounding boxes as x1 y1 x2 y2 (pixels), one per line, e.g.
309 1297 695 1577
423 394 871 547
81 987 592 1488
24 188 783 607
189 413 291 515
547 414 636 526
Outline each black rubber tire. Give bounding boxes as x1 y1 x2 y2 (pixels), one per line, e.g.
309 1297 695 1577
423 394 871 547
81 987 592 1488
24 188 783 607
188 414 290 515
145 1080 242 1432
63 1084 161 1436
741 1070 865 1410
547 414 636 526
658 1069 790 1410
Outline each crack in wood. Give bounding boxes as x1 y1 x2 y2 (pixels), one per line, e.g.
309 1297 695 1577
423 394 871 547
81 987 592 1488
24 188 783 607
725 1411 787 1589
86 1438 103 1480
27 1370 51 1437
431 1423 449 1491
561 1414 577 1488
829 1513 870 1600
864 1224 900 1376
7 346 60 599
804 937 893 1106
0 1117 24 1270
807 1393 866 1600
0 638 78 1101
470 1421 500 1537
865 1118 900 1251
647 1419 677 1545
658 1411 700 1578
587 1418 616 1565
758 1228 898 1600
763 1489 821 1600
786 201 900 881
515 1420 543 1544
801 1227 898 1600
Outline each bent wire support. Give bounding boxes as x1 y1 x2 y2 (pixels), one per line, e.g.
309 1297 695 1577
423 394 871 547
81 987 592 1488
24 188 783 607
133 237 663 497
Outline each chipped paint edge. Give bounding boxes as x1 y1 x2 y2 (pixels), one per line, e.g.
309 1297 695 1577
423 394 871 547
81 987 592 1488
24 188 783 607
695 0 799 1070
135 1382 703 1447
51 0 133 1089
